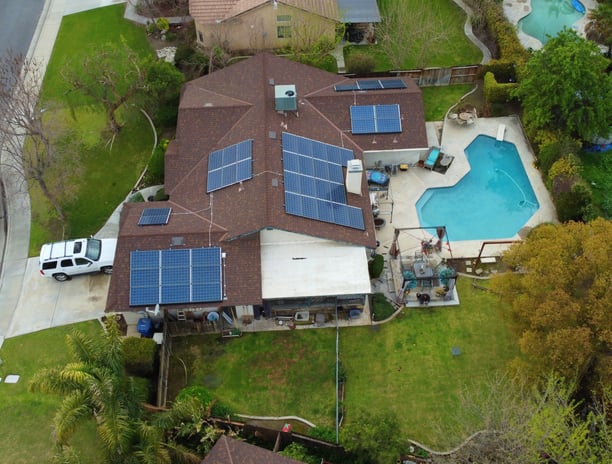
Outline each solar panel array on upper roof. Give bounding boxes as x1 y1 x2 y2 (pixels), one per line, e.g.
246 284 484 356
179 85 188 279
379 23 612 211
334 79 407 92
129 247 223 306
350 104 402 135
138 208 172 226
207 139 253 193
281 132 365 230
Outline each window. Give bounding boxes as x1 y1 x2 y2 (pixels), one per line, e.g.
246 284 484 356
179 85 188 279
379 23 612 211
75 258 91 266
276 15 291 22
42 261 57 270
197 31 203 43
61 259 74 267
277 25 291 38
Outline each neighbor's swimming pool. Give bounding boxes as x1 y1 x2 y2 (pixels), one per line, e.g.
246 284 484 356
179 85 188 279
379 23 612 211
416 135 539 241
519 0 584 44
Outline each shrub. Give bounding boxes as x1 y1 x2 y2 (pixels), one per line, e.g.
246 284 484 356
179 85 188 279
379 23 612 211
128 192 145 202
483 71 518 104
345 51 375 74
555 181 593 222
176 385 233 417
308 426 336 442
153 187 169 201
145 144 165 185
368 254 384 278
548 154 582 188
156 17 170 33
371 292 395 321
123 336 157 377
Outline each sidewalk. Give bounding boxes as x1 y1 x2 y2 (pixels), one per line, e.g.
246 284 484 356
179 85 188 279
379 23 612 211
0 0 127 341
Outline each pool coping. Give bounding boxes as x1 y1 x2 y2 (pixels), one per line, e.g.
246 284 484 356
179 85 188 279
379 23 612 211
503 0 597 50
372 115 558 260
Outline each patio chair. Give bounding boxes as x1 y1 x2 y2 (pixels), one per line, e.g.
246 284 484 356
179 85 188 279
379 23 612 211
423 147 440 170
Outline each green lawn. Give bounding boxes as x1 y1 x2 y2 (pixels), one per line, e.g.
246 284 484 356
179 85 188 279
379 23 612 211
0 321 104 464
580 150 612 218
421 84 475 121
30 5 156 255
168 278 519 449
345 0 482 71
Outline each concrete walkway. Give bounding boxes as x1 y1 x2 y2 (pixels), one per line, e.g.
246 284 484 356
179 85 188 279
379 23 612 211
0 0 128 341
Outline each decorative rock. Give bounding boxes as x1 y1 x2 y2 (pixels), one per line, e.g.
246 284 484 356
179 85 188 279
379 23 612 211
475 268 483 275
156 46 177 64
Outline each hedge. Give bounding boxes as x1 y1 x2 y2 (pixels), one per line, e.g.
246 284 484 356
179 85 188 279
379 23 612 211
483 71 518 104
123 336 157 377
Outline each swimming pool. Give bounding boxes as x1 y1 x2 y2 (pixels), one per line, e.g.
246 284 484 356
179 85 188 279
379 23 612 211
416 135 539 241
519 0 584 44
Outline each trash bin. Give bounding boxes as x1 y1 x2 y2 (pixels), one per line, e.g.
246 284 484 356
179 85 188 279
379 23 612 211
137 318 153 338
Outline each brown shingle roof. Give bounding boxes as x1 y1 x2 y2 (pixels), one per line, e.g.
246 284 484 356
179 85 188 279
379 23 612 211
202 435 303 464
190 0 338 25
106 53 427 312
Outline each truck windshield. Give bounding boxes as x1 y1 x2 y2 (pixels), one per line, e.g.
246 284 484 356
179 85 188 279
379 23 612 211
85 239 102 261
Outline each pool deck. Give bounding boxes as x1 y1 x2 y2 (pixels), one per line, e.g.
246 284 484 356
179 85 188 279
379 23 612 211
503 0 598 49
372 115 557 260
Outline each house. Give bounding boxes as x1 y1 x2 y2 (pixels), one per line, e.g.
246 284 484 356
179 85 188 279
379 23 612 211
202 435 302 464
105 53 428 326
189 0 381 51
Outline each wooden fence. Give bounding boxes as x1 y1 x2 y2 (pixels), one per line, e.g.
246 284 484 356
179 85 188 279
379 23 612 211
349 64 481 87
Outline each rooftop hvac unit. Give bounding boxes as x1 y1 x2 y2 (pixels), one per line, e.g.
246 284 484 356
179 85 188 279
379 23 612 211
345 159 363 195
275 85 297 111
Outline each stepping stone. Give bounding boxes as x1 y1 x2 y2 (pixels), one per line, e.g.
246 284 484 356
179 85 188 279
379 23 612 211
5 375 20 384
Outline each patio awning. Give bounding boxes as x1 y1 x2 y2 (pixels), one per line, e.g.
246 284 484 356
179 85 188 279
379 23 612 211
337 0 381 23
260 229 371 299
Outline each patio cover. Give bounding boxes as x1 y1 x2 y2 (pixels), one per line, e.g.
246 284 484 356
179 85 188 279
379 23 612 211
337 0 381 23
260 229 372 299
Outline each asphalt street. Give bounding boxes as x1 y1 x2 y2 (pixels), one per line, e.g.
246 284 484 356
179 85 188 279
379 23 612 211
0 0 46 58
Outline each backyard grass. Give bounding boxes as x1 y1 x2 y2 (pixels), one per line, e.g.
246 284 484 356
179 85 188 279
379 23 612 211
580 150 612 218
344 0 482 71
0 321 104 464
29 5 155 254
167 278 519 449
421 84 475 121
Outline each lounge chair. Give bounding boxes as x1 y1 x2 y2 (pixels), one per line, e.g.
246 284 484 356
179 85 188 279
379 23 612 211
423 147 440 170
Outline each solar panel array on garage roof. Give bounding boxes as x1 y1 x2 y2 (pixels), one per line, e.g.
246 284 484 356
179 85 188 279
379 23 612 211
334 79 407 92
129 247 223 306
138 207 172 226
281 132 365 230
207 139 253 193
350 104 402 135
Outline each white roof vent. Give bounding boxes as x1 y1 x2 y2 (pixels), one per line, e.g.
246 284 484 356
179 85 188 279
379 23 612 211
275 85 297 111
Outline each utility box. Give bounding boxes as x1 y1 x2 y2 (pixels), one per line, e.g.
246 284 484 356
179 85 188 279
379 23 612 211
345 159 363 195
275 85 297 111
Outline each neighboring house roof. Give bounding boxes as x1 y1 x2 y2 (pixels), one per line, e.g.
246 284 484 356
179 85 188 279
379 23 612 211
106 53 427 312
337 0 381 23
190 0 338 25
202 435 303 464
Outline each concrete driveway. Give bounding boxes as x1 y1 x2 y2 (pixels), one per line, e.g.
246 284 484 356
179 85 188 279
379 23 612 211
6 258 109 337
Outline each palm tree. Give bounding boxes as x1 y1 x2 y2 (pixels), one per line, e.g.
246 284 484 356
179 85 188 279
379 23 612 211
586 1 612 57
30 318 148 463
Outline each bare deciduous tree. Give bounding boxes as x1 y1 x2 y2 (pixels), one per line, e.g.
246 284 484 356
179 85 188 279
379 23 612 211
62 42 149 135
376 0 452 69
0 51 73 222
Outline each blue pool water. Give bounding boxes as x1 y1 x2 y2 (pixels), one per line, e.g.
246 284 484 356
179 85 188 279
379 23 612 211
416 135 539 241
519 0 584 44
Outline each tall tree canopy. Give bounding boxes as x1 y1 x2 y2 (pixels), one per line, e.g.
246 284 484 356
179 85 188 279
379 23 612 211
491 219 612 391
513 29 612 140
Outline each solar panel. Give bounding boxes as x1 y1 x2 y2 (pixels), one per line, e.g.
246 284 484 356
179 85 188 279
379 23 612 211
207 140 253 193
381 79 407 89
335 79 407 91
138 208 172 226
334 83 359 92
350 104 402 135
357 80 383 90
281 132 364 230
129 247 223 306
